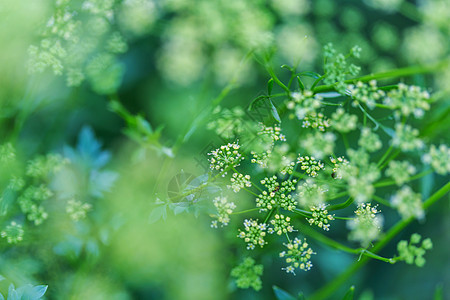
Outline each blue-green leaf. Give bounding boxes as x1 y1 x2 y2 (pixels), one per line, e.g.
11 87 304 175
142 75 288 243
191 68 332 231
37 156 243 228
269 100 281 123
149 205 167 224
273 285 297 300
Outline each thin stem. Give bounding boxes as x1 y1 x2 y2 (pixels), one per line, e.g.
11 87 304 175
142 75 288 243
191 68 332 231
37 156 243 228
231 208 260 215
328 197 354 211
372 194 392 207
312 59 450 94
378 149 401 170
266 65 290 94
374 169 433 188
376 145 393 168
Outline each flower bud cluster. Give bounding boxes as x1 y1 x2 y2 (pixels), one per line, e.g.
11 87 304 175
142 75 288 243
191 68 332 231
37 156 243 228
279 237 315 274
385 161 416 186
391 186 424 220
208 142 244 176
397 233 433 267
301 112 330 132
256 176 297 212
270 214 295 235
384 83 430 118
330 108 358 133
297 156 324 177
230 257 263 291
347 203 383 247
237 219 268 250
1 221 24 244
422 144 450 175
307 204 335 231
348 80 385 109
211 196 236 228
227 173 252 193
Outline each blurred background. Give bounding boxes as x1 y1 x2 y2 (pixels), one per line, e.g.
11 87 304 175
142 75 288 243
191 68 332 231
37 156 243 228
0 0 449 299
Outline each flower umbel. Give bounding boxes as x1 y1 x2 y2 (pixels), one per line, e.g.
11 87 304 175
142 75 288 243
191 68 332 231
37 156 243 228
208 142 244 176
307 204 335 231
238 219 268 250
256 176 297 212
279 237 315 275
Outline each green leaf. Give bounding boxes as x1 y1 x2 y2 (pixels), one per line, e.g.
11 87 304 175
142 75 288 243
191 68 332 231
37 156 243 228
269 100 281 123
297 76 305 91
149 205 167 224
281 64 293 72
268 78 274 96
248 95 269 111
273 286 297 300
299 71 321 79
342 285 355 300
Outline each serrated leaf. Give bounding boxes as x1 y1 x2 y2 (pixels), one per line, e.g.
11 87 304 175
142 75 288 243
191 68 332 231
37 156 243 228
273 286 297 300
299 71 321 79
297 76 305 91
342 285 355 300
269 100 281 123
268 78 274 96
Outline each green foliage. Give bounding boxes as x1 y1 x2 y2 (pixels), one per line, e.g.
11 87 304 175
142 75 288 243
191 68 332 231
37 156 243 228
231 257 263 291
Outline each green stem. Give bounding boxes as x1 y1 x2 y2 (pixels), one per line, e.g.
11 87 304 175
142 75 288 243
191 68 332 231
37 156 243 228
312 59 450 94
376 145 393 168
378 149 401 170
371 194 392 207
374 169 433 188
266 65 290 94
231 208 260 215
310 181 450 300
328 197 354 211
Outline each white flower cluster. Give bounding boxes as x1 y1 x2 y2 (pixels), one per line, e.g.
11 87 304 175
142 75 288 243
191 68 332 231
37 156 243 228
422 144 450 175
208 142 244 176
279 237 315 274
287 90 322 120
347 203 383 247
227 173 252 193
211 196 237 228
301 112 330 132
385 161 416 186
392 123 424 152
391 186 424 220
237 219 268 250
297 155 324 177
297 179 328 208
330 108 358 133
307 204 335 231
348 80 385 110
330 156 349 179
384 83 430 118
256 176 298 211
